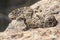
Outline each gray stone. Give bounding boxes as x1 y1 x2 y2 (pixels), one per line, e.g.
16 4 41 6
6 20 26 32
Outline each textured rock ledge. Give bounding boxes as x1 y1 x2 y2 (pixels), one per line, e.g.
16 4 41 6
0 27 60 40
0 0 60 40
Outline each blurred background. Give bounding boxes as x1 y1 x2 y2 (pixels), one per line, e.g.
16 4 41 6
0 0 40 14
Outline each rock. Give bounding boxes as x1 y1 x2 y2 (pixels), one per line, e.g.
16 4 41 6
31 0 60 15
0 27 60 40
1 0 60 40
6 20 26 32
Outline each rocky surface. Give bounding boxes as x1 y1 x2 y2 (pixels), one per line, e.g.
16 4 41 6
0 0 60 40
0 28 60 40
6 20 26 32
